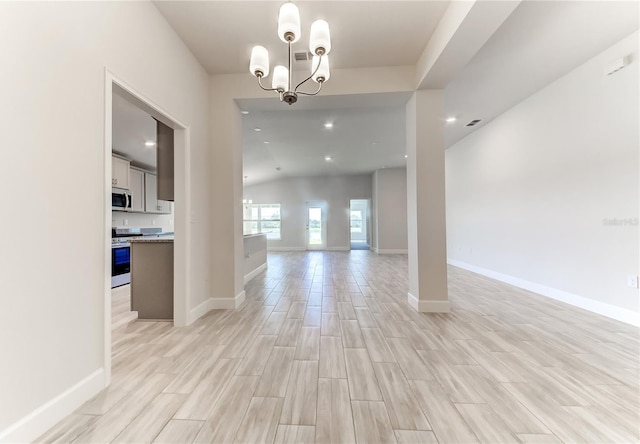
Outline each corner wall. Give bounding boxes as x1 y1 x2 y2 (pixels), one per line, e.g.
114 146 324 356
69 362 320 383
0 2 211 440
372 168 409 253
445 31 639 324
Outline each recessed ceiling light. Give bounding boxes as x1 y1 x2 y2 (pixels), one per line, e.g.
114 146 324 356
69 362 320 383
144 141 156 147
264 141 270 144
241 110 249 115
325 156 332 161
324 123 333 129
404 154 408 159
254 127 262 132
372 141 378 145
445 117 457 123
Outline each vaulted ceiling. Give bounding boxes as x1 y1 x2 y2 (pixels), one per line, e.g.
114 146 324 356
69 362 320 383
108 1 639 187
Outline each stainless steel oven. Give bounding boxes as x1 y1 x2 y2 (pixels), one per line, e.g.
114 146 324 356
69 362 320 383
111 227 164 288
111 240 131 288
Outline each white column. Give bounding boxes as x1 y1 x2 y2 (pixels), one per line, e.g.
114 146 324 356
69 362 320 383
209 90 246 309
406 90 450 312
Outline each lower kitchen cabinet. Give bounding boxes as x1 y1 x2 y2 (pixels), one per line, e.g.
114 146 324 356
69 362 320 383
130 240 173 320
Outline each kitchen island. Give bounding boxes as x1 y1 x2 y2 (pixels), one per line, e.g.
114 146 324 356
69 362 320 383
129 236 173 320
244 233 267 284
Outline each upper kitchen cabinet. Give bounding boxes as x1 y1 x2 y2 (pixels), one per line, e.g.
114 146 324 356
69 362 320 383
145 172 172 214
129 168 145 213
157 121 174 202
112 156 130 189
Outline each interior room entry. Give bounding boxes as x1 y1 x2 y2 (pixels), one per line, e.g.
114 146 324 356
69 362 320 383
350 199 370 250
306 201 327 250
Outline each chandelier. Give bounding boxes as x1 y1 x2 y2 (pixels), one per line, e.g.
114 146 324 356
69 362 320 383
249 2 331 105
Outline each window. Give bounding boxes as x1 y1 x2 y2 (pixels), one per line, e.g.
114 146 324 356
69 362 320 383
243 204 281 240
350 210 363 233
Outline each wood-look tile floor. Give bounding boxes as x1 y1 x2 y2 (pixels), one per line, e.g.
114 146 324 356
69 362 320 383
38 251 640 443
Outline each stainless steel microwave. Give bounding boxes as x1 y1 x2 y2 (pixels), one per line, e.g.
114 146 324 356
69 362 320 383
112 188 131 212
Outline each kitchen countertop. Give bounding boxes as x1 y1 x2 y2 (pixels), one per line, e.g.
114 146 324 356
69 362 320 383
128 236 174 243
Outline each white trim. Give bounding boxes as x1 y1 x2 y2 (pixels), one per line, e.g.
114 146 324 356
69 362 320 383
408 292 419 311
448 259 640 327
378 249 408 254
106 71 191 329
327 246 350 251
244 263 267 285
407 292 451 313
233 290 246 309
268 246 306 252
103 71 113 387
0 369 105 443
189 291 247 321
188 298 215 324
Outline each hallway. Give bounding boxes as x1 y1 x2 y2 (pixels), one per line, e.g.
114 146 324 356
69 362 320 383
38 251 639 443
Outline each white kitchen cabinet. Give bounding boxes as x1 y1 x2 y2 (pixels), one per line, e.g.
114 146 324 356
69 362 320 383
144 172 172 214
112 156 130 189
129 168 145 212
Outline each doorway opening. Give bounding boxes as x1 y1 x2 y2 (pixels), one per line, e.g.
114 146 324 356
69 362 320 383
306 201 327 250
350 199 370 250
104 71 191 385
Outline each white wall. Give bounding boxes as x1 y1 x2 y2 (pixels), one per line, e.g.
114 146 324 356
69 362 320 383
0 2 211 440
112 211 174 233
372 168 409 253
446 31 639 322
244 175 372 251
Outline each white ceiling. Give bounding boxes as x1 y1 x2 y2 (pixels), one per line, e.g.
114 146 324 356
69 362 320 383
153 1 450 74
239 93 410 186
112 89 158 171
443 0 640 147
148 1 639 186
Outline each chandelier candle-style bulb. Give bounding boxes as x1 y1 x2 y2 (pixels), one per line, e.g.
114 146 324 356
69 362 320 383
278 3 301 43
272 65 289 91
249 1 332 105
250 46 270 77
309 20 331 55
312 55 330 82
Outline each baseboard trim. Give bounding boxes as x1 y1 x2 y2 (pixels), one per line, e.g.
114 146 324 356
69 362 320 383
448 259 640 327
189 297 214 323
327 246 350 251
408 292 419 311
378 249 408 255
244 263 267 285
407 292 451 313
0 368 105 443
234 290 246 308
189 291 247 323
267 247 306 252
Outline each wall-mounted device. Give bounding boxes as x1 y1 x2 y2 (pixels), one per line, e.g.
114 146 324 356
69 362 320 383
605 55 630 76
